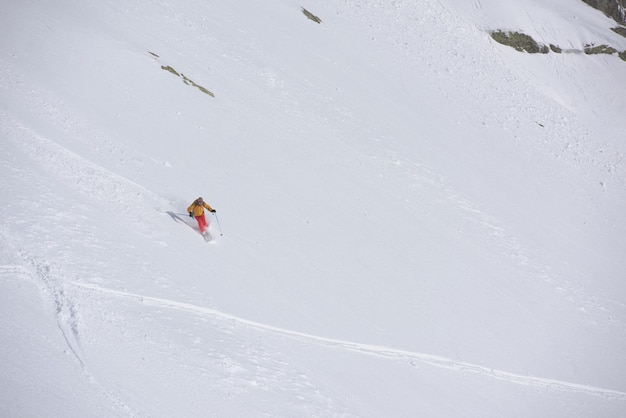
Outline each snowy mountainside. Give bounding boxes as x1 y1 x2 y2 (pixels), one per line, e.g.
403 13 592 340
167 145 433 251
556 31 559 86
1 0 625 417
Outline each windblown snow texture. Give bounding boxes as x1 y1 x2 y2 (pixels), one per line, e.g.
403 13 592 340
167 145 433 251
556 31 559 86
1 0 625 416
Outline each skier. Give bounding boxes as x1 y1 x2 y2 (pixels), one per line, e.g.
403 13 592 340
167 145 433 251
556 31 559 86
187 197 216 235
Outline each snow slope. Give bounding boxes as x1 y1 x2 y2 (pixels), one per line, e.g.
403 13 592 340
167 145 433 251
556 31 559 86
1 0 625 416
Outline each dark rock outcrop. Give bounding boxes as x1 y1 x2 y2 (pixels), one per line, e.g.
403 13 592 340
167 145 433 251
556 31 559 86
581 0 625 24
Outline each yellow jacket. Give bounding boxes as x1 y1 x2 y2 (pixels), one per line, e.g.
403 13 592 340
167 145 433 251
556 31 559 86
187 200 214 216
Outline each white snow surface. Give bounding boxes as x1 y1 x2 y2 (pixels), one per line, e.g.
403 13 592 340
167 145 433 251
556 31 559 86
1 0 625 416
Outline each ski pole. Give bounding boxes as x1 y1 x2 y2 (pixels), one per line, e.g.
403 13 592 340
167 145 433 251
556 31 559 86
213 211 223 236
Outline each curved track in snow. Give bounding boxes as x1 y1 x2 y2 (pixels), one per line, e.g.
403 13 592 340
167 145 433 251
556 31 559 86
72 281 626 401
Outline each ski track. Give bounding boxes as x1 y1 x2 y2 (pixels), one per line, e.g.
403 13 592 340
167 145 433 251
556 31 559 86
0 71 172 229
0 260 139 417
72 281 626 401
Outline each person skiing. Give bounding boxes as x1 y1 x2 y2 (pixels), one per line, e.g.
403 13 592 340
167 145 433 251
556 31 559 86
187 197 216 235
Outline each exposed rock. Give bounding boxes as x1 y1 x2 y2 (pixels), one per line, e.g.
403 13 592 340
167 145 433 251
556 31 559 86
581 0 626 24
584 43 618 54
611 26 626 38
490 30 549 53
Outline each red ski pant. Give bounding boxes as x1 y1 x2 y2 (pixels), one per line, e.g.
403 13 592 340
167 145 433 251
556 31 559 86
194 214 209 233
